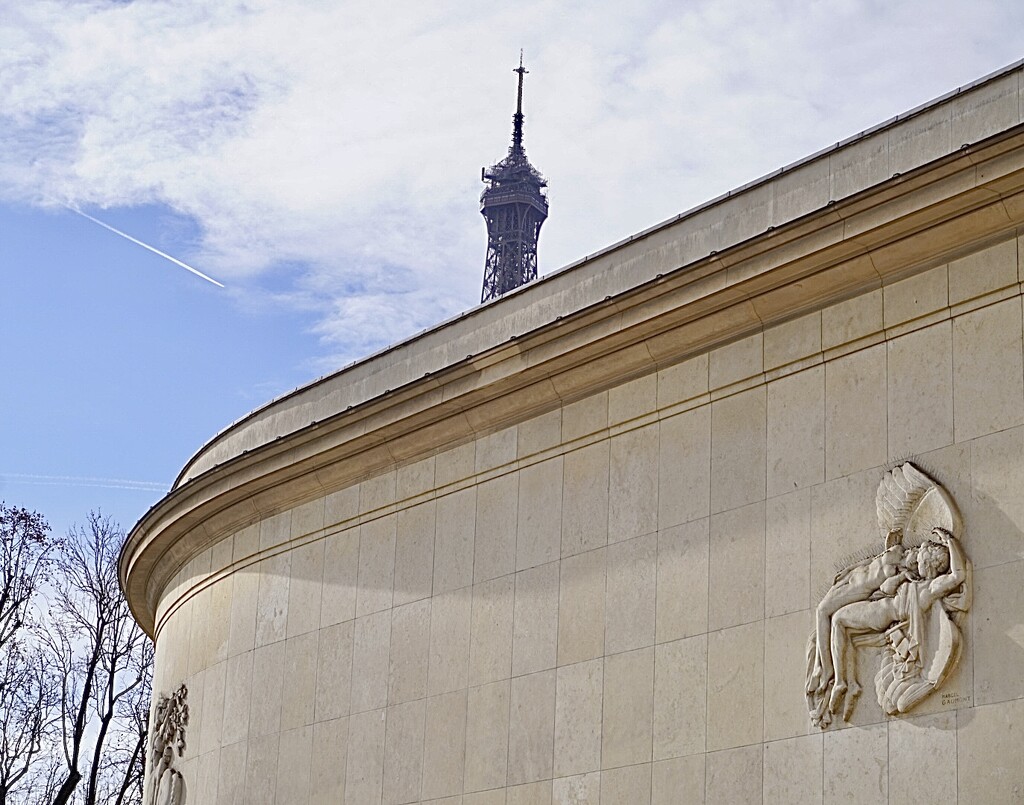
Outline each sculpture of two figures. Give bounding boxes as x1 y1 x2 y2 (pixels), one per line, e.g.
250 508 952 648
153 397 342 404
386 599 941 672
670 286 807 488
807 463 972 729
147 683 189 805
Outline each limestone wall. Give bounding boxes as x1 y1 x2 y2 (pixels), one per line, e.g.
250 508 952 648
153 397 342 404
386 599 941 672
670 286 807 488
148 231 1024 804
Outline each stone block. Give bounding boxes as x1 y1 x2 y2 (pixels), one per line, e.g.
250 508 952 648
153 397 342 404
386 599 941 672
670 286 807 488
601 763 652 804
973 560 1024 705
608 373 657 425
199 661 226 755
882 264 948 328
608 425 659 543
830 131 889 201
513 561 559 676
292 497 325 539
320 527 359 628
475 474 518 583
351 610 391 714
706 620 763 752
823 723 887 804
469 575 515 686
226 566 258 657
709 332 763 389
428 588 472 695
560 442 609 557
809 467 881 594
254 553 290 648
888 711 956 804
396 455 436 500
552 772 599 805
465 680 511 793
822 288 882 351
889 104 951 175
553 659 603 777
824 344 887 480
324 486 359 529
710 387 767 513
656 518 710 643
244 733 279 805
232 523 260 563
394 502 435 607
345 708 386 805
764 311 822 371
383 699 425 805
886 322 954 458
277 725 313 804
652 755 704 805
561 391 608 443
953 297 1024 442
605 533 657 654
314 621 354 723
436 442 476 487
763 609 813 742
508 669 556 785
951 70 1021 146
557 547 606 667
765 489 810 618
518 408 562 458
281 630 318 730
763 733 822 805
773 158 830 226
287 540 325 639
653 634 707 760
477 426 518 473
507 780 552 805
517 458 564 569
259 511 291 551
602 647 654 768
249 641 284 738
767 366 824 498
958 697 1024 803
360 471 396 513
355 515 396 617
311 717 348 804
389 599 430 705
969 426 1024 568
434 487 477 595
658 406 711 530
657 353 709 409
708 501 765 631
705 744 762 805
216 740 247 805
220 650 253 746
948 236 1017 305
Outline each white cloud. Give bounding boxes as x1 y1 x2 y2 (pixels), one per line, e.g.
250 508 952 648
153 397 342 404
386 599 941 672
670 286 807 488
2 0 1023 365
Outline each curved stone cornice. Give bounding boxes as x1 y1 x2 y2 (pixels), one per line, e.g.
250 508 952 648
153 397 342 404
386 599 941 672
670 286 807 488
121 119 1024 637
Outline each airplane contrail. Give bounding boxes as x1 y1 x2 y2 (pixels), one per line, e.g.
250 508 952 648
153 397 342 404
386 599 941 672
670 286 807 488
2 472 170 492
66 205 225 288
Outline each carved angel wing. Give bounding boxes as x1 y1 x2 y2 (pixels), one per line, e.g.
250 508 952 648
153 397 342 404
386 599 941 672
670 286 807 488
875 462 963 544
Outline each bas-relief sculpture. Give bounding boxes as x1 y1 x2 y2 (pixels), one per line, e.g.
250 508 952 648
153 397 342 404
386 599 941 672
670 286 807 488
147 683 189 805
806 463 972 729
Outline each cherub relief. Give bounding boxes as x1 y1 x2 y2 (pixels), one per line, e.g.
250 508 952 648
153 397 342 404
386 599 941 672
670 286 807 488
806 463 971 728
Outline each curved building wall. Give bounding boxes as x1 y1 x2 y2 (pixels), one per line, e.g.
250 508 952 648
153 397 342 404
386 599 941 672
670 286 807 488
146 232 1024 804
126 64 1024 805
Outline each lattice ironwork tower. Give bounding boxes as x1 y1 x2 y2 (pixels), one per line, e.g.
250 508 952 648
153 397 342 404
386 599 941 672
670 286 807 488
480 55 548 303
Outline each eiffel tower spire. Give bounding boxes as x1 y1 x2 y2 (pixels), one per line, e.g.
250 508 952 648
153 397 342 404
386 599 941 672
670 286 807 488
479 53 548 303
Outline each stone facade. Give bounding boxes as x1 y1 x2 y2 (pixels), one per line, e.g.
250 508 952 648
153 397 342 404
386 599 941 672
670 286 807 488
124 63 1024 804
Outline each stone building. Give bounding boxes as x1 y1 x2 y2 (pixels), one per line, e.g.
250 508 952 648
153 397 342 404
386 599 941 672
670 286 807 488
122 61 1024 804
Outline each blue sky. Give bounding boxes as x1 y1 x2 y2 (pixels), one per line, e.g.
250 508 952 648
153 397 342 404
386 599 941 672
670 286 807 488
2 0 1023 536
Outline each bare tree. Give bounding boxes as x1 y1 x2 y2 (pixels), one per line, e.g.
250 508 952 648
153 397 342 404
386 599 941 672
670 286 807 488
0 640 59 805
0 504 57 805
0 504 53 653
0 509 152 805
46 513 152 805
